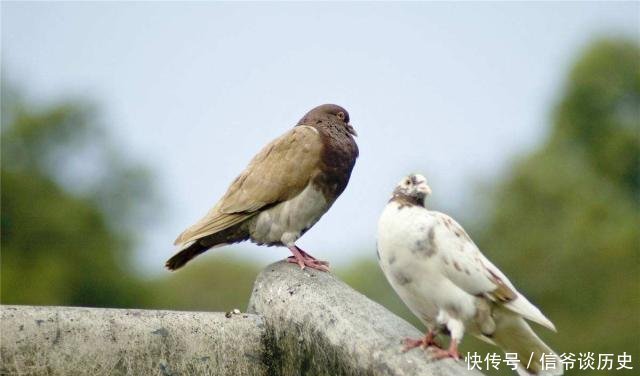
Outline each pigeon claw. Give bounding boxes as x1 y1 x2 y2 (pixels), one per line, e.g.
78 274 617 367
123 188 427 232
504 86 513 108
402 338 425 352
430 341 461 360
286 246 330 272
286 256 330 272
402 330 442 352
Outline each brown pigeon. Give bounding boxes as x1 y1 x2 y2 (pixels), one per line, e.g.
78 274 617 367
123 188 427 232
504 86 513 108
166 104 358 272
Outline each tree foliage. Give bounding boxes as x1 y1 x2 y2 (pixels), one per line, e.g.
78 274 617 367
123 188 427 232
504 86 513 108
1 88 153 307
470 38 640 374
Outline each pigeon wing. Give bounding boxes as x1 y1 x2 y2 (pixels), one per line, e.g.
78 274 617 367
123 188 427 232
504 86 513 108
430 212 556 331
174 125 323 246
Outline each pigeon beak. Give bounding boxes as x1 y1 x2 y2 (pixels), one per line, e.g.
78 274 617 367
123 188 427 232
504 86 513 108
347 124 358 137
418 184 432 196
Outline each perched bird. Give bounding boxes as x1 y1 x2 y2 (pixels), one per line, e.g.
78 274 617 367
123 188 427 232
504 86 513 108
166 104 358 272
377 174 562 375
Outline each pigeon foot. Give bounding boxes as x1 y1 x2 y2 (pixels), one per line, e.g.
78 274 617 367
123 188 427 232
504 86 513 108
402 330 441 352
431 341 460 360
287 246 330 272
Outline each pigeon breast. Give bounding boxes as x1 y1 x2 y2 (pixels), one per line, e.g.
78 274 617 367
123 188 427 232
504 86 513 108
311 121 359 201
247 119 358 248
377 201 477 328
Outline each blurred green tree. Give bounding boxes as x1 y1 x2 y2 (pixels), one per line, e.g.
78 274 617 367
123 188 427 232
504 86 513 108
468 38 639 374
146 254 261 312
1 84 155 307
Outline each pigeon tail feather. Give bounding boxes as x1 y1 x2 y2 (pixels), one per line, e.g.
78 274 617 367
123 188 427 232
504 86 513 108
492 308 563 376
505 293 557 332
165 241 210 271
166 221 249 270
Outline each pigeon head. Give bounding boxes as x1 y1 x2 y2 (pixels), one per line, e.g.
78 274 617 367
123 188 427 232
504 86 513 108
392 174 432 207
297 104 357 137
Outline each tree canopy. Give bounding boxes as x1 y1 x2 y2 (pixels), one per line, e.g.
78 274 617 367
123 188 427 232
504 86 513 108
472 38 639 374
1 88 153 307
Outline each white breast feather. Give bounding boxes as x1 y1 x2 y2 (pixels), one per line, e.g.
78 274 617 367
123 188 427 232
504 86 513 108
377 203 555 330
251 183 328 246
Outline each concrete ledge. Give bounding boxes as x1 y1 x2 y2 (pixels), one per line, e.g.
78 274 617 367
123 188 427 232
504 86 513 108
0 305 267 376
248 261 481 376
1 261 482 375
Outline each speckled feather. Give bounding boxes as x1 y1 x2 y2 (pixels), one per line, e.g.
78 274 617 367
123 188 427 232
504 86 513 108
377 174 562 375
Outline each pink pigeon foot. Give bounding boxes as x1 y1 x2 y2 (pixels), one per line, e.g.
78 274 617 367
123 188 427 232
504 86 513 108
431 341 461 360
402 330 442 352
287 246 330 272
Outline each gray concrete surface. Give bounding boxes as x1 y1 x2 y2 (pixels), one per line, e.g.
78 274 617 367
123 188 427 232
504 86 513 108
0 305 267 376
0 261 482 375
248 260 482 376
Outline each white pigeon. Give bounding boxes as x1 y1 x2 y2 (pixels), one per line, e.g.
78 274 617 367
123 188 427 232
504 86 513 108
377 174 562 375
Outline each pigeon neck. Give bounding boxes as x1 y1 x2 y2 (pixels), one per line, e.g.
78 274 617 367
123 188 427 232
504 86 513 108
389 193 426 208
306 120 358 203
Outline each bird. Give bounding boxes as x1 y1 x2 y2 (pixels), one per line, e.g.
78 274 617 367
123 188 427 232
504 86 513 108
376 174 562 375
165 104 359 272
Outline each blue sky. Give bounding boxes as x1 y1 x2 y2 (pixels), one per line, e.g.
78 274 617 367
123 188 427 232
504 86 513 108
2 2 638 274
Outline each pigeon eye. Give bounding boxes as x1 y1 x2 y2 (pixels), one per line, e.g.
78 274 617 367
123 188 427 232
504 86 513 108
404 179 411 186
337 112 345 120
